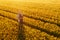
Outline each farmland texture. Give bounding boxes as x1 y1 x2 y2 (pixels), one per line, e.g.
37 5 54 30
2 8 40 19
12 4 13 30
0 2 60 40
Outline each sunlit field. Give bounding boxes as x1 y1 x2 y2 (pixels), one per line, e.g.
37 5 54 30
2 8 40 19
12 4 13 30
0 0 60 40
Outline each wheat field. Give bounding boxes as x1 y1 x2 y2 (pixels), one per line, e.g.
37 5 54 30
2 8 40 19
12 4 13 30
0 1 60 40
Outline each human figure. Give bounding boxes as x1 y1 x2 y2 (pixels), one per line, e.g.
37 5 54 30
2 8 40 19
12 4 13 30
18 12 25 40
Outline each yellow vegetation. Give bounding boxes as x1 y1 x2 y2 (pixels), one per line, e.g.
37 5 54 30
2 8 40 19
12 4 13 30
0 1 60 40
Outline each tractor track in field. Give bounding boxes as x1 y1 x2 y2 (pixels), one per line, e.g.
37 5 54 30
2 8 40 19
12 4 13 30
0 8 60 27
0 9 17 14
23 14 60 26
0 13 17 22
0 6 60 38
24 22 60 38
0 11 60 38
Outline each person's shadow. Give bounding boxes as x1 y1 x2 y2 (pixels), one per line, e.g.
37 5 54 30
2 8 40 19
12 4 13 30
18 13 25 40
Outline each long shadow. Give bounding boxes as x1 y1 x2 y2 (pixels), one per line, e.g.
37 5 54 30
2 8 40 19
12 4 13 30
0 13 25 40
18 13 25 40
0 14 60 38
0 7 60 38
18 22 25 40
0 9 60 27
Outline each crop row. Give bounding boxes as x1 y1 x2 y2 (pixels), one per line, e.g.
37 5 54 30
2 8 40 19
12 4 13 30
0 5 60 38
20 3 60 21
0 10 17 20
0 14 60 40
0 9 60 37
0 16 18 40
24 25 60 40
0 6 60 26
23 17 60 37
22 11 60 26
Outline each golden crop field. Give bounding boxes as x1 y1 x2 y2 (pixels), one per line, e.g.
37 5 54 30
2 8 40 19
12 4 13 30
0 1 60 40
